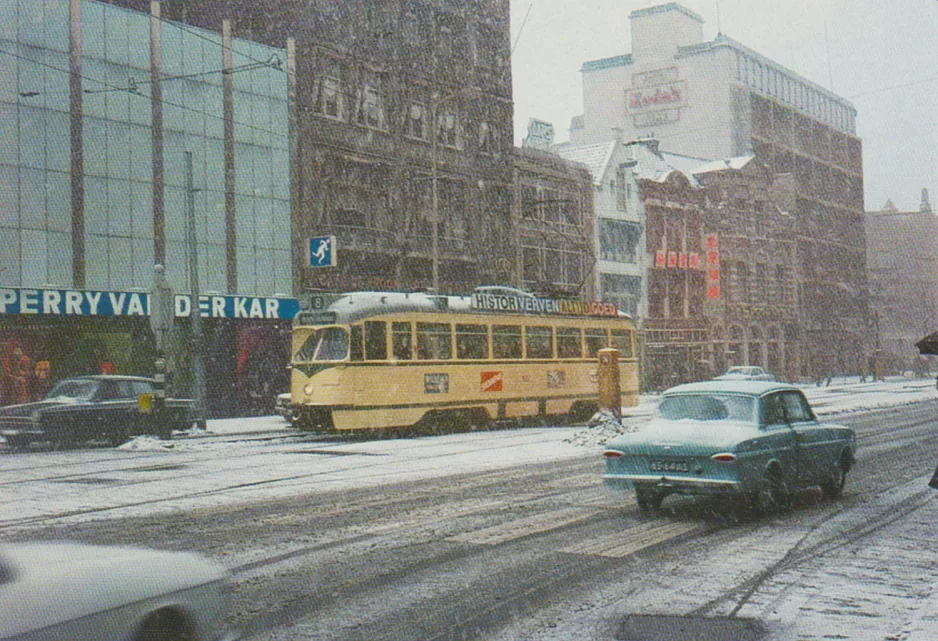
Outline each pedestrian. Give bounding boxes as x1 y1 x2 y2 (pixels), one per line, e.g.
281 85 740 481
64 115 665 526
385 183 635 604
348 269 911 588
929 463 938 490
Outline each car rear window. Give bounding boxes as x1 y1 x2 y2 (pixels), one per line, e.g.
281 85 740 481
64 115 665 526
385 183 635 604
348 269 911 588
658 394 755 422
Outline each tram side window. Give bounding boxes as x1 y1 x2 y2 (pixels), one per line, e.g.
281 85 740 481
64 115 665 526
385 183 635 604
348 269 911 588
392 322 413 360
456 324 488 360
611 329 633 358
349 326 363 361
364 321 387 360
492 325 522 359
585 328 608 358
556 327 582 358
525 326 553 359
416 322 452 360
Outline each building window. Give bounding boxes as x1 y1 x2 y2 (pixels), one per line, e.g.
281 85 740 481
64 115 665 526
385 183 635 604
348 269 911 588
616 166 629 211
313 69 342 119
405 103 427 140
599 219 642 263
776 264 788 305
521 185 539 219
356 73 386 130
478 120 498 154
755 263 767 303
436 108 460 147
437 24 453 58
601 273 642 317
403 12 422 47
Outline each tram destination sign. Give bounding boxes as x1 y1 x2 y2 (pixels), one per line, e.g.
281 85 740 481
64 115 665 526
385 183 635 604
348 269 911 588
0 287 300 320
471 293 619 317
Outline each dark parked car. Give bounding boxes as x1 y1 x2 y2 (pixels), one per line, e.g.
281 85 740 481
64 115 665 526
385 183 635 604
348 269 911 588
0 375 193 449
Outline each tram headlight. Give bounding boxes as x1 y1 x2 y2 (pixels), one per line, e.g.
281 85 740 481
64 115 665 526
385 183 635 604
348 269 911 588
304 383 315 396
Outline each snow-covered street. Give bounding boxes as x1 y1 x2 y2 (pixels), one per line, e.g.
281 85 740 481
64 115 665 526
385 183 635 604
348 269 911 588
3 376 938 641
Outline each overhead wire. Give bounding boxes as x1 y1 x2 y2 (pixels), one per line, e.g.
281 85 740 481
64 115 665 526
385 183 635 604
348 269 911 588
0 45 289 140
147 8 287 73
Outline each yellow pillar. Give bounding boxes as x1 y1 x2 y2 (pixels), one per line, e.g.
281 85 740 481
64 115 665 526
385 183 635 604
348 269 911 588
598 348 621 418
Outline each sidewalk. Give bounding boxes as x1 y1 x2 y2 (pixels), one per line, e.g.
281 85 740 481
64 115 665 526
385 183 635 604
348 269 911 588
189 375 938 439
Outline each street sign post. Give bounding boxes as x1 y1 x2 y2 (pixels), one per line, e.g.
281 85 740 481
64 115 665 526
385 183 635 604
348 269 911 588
309 235 337 268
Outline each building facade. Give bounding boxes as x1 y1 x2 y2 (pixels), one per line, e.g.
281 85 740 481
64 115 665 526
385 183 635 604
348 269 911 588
554 140 646 318
0 0 296 414
570 2 868 378
511 147 595 298
114 0 516 296
865 191 938 374
694 158 801 381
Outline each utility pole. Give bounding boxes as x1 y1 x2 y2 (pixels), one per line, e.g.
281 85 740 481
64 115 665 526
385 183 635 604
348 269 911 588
149 264 173 438
185 151 207 429
431 96 441 292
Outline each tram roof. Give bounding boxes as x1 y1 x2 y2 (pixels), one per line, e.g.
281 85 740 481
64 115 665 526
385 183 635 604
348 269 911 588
294 290 631 326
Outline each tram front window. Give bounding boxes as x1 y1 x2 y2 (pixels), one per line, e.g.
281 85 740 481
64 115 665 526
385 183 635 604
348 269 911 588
295 327 349 362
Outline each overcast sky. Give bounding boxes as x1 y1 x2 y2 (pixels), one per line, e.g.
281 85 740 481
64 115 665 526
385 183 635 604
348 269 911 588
509 0 938 212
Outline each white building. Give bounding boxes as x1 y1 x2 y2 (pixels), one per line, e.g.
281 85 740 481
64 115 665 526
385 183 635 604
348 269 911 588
569 2 868 378
554 138 709 322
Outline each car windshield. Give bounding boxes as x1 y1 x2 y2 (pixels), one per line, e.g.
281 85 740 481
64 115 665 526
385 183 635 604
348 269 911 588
294 327 349 362
45 380 97 401
657 394 756 422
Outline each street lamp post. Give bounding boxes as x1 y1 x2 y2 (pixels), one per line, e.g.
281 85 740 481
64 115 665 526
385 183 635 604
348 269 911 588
431 94 441 292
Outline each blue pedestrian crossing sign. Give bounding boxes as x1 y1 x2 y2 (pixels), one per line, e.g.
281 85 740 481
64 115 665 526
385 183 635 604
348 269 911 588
308 235 337 268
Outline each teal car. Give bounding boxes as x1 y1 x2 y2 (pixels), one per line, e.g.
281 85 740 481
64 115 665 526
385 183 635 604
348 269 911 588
602 381 856 513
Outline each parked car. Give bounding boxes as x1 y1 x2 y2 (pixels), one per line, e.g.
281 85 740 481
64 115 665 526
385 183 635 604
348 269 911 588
0 541 238 641
274 392 296 424
713 365 775 381
602 381 856 513
0 375 193 450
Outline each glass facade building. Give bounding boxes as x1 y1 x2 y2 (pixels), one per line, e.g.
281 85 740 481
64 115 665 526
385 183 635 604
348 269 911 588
0 0 291 295
0 0 294 417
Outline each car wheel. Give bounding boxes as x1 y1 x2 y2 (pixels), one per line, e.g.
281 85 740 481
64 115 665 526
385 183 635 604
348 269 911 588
635 487 664 513
821 455 849 499
750 465 788 514
133 608 196 641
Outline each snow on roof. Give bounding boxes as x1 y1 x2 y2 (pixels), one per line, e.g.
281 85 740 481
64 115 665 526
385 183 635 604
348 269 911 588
627 141 701 187
553 139 709 188
552 142 617 185
692 155 756 175
661 151 712 180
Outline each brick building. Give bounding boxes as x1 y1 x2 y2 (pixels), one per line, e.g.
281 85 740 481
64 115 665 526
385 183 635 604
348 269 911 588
570 2 868 378
111 0 515 296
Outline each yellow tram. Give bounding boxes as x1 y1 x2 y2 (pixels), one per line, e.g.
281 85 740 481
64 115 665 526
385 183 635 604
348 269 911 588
289 288 640 431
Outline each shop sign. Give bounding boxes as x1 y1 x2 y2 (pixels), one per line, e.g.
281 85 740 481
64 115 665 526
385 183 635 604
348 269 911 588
471 293 618 317
626 67 686 127
656 250 701 270
704 234 721 300
0 287 300 320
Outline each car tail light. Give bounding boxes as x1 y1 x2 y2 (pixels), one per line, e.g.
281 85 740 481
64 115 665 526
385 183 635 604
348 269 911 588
710 453 737 463
603 450 624 459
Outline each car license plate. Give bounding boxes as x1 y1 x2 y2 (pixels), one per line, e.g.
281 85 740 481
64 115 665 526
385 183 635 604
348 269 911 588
649 460 690 473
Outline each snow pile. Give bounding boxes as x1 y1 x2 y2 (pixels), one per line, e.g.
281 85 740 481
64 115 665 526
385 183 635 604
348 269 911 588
565 410 640 447
117 435 177 451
